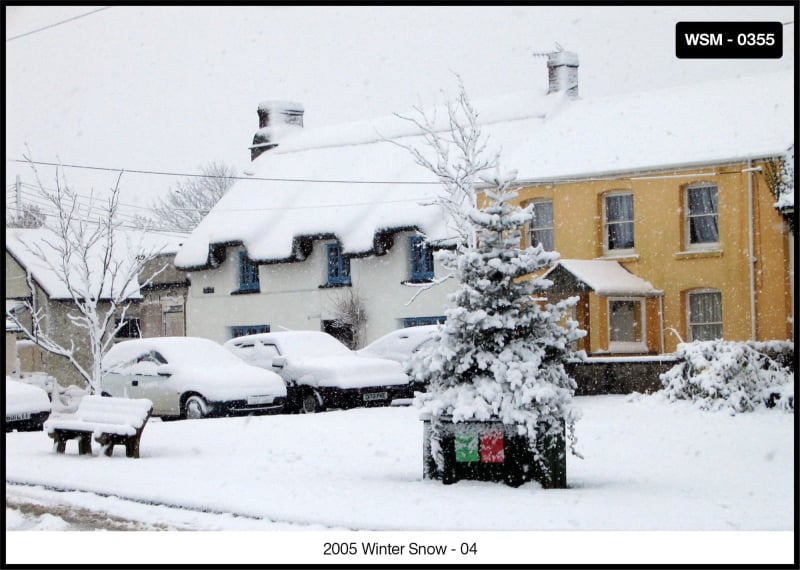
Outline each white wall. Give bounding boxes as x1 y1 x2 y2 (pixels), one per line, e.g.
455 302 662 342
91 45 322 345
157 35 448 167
185 232 456 346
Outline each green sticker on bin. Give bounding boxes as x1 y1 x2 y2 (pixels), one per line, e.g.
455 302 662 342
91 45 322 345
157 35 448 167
455 431 479 462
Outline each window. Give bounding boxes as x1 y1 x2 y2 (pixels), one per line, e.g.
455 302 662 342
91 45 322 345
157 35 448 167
687 290 722 341
115 317 141 339
528 200 554 251
238 252 260 293
409 236 434 281
685 184 719 247
604 192 634 252
326 243 351 286
231 324 270 338
608 298 645 352
403 316 445 327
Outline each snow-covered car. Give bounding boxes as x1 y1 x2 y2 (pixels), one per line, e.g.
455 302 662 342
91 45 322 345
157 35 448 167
101 337 287 420
356 325 439 365
356 325 439 393
5 378 52 432
224 331 413 413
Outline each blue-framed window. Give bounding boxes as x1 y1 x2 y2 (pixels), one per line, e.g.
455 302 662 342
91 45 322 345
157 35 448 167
326 243 351 286
238 252 260 293
403 316 445 328
409 236 434 281
231 324 270 338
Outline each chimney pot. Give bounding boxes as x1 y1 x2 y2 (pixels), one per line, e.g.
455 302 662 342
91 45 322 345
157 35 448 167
250 101 304 161
546 50 579 98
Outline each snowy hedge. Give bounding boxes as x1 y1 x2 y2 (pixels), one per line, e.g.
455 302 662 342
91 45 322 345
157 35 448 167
659 340 794 413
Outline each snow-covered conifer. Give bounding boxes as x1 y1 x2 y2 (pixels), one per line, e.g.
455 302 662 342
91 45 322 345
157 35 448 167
409 168 584 470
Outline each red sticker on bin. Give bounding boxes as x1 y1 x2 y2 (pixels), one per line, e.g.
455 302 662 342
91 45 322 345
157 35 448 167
479 430 504 463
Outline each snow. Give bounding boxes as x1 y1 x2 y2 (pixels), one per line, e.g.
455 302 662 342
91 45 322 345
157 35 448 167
356 325 439 363
102 337 286 410
546 259 662 296
224 331 409 390
5 379 51 416
174 69 792 269
5 395 794 564
5 228 183 300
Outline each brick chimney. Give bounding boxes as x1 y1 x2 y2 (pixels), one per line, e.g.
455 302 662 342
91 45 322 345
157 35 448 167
546 50 579 98
249 100 304 161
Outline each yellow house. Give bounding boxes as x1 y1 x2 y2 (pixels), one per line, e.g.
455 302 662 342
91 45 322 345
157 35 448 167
497 52 794 356
513 162 793 356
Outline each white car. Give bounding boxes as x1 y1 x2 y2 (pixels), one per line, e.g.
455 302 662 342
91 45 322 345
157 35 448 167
6 378 52 432
356 325 440 366
102 337 287 420
224 331 413 413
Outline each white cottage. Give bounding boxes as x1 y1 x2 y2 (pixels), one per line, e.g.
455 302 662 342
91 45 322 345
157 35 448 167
173 97 481 348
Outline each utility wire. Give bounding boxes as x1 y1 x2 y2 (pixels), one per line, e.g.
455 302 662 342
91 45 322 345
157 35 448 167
5 205 189 238
10 159 441 185
6 7 112 42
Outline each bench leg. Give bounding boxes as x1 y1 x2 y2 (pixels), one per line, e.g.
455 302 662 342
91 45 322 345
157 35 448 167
125 438 140 458
78 435 93 455
54 436 66 454
102 443 114 457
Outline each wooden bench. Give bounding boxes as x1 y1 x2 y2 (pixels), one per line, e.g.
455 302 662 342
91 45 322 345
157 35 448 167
44 395 153 458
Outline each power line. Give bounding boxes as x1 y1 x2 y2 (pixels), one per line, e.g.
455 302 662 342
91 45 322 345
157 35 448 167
6 7 113 42
5 204 189 238
10 159 441 185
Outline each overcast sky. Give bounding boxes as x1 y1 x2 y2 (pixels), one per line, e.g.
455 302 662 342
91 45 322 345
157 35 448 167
5 5 795 213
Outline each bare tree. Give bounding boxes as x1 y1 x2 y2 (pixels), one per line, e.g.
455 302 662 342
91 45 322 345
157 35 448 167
330 288 368 349
137 161 236 232
394 77 497 249
6 161 166 394
392 76 496 305
764 144 794 233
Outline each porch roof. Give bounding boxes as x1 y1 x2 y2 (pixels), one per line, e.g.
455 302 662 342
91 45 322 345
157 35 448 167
543 259 663 297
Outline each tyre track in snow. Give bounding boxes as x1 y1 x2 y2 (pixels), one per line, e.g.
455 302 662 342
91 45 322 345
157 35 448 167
6 479 354 531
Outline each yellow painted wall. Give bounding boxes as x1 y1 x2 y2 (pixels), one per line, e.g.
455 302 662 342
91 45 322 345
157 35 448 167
514 162 792 354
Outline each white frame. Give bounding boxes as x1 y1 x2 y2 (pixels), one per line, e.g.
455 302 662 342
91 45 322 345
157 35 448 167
527 198 554 251
607 297 647 353
686 288 723 341
684 183 720 251
602 190 635 255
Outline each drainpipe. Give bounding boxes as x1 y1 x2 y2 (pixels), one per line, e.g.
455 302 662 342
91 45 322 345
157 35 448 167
658 295 665 354
746 160 757 340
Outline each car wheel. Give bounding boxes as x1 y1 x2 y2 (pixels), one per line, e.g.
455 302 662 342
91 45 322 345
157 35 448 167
299 390 323 414
184 395 209 419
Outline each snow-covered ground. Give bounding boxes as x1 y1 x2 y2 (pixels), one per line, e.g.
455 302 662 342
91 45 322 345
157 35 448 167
5 395 795 565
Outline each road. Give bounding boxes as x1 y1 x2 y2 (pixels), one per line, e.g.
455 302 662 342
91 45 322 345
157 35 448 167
6 482 312 531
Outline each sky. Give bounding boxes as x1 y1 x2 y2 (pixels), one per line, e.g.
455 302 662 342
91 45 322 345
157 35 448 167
4 5 795 216
5 393 795 564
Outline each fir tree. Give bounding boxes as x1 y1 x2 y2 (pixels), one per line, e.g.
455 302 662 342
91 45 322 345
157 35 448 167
409 169 584 474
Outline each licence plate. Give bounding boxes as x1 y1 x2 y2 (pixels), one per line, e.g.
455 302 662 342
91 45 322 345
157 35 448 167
247 395 273 405
7 412 32 421
363 391 388 402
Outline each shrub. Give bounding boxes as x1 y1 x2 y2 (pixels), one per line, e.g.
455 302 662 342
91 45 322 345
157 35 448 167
659 340 794 413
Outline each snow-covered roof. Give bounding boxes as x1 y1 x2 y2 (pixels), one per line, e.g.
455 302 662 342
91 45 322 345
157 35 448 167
5 228 184 301
544 259 662 297
174 69 793 269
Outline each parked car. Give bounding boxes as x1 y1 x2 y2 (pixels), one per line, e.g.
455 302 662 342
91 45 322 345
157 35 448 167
356 325 439 366
6 378 51 432
224 331 413 413
101 337 287 420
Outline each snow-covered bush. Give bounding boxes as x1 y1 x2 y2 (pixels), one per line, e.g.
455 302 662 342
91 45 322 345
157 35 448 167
659 340 794 413
409 170 585 471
